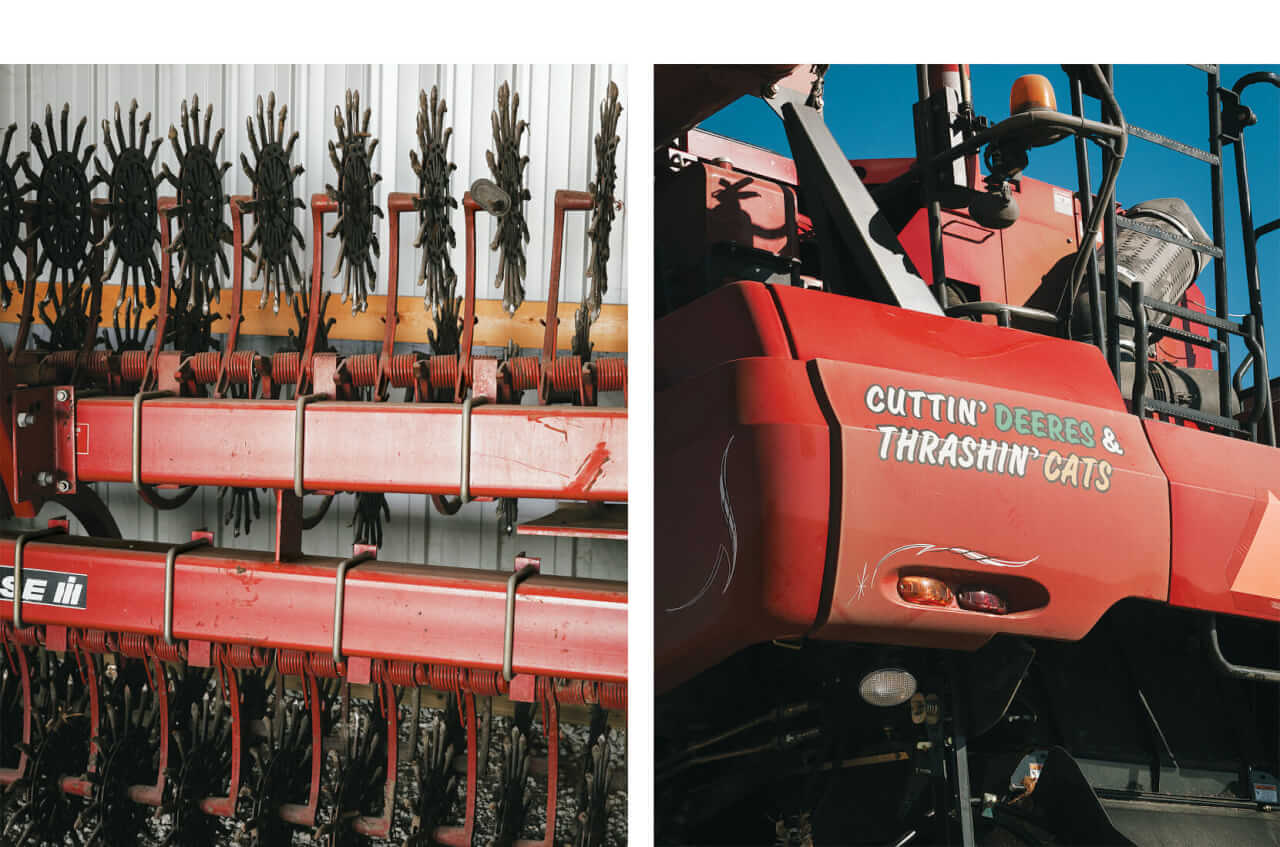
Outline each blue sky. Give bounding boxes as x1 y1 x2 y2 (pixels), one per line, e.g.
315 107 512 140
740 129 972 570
700 64 1280 373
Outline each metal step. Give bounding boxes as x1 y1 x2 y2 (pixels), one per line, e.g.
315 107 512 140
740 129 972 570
1147 321 1226 352
518 503 627 540
1101 795 1280 846
1116 215 1224 259
1144 397 1247 434
1127 123 1219 165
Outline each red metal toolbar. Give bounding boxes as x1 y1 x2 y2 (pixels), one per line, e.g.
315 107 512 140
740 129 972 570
0 534 627 683
68 395 626 501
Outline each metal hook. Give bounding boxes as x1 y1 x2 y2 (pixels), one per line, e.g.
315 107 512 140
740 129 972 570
503 562 539 681
12 526 66 630
163 537 211 644
332 549 376 667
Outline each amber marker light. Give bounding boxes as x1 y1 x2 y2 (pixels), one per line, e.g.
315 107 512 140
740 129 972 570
897 575 953 607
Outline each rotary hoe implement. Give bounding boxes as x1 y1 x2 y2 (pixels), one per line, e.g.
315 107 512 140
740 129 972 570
0 77 627 846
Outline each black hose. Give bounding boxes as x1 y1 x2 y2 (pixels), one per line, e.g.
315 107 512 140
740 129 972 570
1062 65 1128 334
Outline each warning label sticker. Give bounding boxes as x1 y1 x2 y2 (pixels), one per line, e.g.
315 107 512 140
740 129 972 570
1053 189 1073 216
0 566 87 610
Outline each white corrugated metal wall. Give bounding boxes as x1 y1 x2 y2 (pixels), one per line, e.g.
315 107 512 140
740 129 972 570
0 64 628 580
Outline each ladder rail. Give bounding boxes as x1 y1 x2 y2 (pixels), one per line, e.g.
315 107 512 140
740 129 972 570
1086 65 1274 444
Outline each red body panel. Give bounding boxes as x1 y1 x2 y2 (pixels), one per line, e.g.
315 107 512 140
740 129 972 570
812 351 1168 643
656 282 1178 691
655 355 831 689
1148 418 1280 622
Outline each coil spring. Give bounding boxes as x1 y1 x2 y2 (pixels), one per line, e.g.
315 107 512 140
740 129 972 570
547 355 584 395
427 355 458 391
384 660 426 687
42 350 76 371
345 353 379 388
507 356 541 392
388 354 418 389
276 649 308 677
152 639 186 663
43 351 110 382
274 649 339 678
115 632 152 659
553 679 596 705
42 351 78 374
466 669 508 697
270 352 300 386
3 623 40 647
188 351 221 385
308 653 340 678
119 350 147 383
221 643 268 670
593 357 627 394
599 681 626 710
92 351 112 379
225 351 258 387
73 629 113 654
424 665 464 692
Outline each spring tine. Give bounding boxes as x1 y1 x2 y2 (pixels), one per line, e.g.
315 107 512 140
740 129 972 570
258 94 270 149
180 99 193 152
277 103 288 146
245 118 260 163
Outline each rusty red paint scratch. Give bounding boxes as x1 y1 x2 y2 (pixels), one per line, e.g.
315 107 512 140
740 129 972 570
564 442 610 498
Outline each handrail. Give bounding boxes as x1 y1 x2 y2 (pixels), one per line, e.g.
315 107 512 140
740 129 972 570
1206 614 1280 683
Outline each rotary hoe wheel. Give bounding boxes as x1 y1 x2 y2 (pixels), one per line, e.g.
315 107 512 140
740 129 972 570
162 94 233 317
325 89 383 315
0 123 33 309
93 99 164 313
22 104 104 355
485 82 531 315
573 81 623 360
76 660 163 846
585 81 622 321
410 85 458 313
0 653 91 846
240 92 306 314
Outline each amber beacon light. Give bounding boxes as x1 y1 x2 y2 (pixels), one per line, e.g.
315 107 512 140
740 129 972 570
1010 73 1057 114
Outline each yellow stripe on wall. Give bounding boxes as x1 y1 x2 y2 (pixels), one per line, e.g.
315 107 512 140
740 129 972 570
0 282 627 353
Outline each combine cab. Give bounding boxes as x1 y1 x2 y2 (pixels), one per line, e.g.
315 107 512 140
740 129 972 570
656 64 1280 845
0 73 627 845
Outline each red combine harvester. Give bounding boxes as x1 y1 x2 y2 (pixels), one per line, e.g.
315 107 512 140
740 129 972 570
655 64 1280 845
0 81 625 844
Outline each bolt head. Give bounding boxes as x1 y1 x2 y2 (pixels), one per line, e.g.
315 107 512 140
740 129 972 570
54 389 69 403
16 412 35 428
34 471 54 487
56 479 71 493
